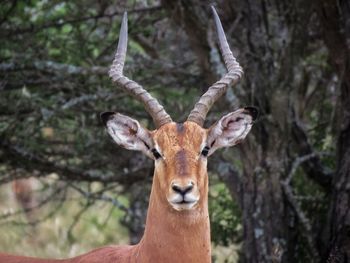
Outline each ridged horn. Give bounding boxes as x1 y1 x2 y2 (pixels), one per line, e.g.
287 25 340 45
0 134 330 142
109 12 172 128
187 6 243 126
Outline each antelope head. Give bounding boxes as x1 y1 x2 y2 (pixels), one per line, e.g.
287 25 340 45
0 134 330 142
101 7 258 212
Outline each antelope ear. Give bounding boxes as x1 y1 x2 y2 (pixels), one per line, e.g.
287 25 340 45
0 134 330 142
206 107 258 156
100 112 155 159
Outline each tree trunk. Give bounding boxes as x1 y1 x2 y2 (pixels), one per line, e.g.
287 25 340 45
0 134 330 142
314 0 350 261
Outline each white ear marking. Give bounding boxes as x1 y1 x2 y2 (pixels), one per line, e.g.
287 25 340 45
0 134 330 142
103 112 155 159
206 108 257 156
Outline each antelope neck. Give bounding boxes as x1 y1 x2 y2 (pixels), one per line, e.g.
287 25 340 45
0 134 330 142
135 171 211 263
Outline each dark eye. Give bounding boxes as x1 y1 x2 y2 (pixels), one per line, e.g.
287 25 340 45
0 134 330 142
151 148 162 159
201 146 210 157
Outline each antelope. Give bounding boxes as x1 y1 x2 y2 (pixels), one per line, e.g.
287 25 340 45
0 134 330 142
12 178 37 224
0 7 258 263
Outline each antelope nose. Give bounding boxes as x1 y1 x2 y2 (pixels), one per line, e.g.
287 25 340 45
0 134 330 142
171 182 194 195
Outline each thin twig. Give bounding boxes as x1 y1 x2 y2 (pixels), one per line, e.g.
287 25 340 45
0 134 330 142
2 6 162 37
285 152 333 184
0 184 65 221
280 152 332 259
68 183 130 213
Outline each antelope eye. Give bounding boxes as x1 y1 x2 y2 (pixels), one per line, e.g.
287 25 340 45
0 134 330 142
201 146 210 157
151 149 162 159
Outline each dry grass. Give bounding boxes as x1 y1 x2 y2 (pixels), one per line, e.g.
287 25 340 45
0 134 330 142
0 180 129 259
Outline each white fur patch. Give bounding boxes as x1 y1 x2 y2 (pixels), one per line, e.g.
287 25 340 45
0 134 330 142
105 113 154 158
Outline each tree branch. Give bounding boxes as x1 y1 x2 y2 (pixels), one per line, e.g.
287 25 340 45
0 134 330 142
291 115 333 190
1 6 162 37
0 60 108 76
281 180 319 260
0 140 149 185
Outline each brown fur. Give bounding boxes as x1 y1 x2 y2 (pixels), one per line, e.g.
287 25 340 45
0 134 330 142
1 122 211 263
12 178 37 223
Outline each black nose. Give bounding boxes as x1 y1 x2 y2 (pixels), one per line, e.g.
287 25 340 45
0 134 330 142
172 184 194 195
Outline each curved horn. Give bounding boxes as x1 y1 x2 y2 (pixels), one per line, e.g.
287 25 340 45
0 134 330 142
187 6 243 126
109 12 172 128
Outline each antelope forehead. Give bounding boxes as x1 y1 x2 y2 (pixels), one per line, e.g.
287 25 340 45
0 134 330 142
154 122 206 151
174 149 188 176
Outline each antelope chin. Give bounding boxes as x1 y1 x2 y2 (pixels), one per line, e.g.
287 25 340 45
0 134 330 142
171 201 198 211
168 194 199 211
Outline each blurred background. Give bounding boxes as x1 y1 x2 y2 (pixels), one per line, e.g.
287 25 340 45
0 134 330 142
0 0 349 262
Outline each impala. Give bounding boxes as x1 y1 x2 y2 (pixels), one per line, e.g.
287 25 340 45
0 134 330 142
0 6 258 263
12 178 37 224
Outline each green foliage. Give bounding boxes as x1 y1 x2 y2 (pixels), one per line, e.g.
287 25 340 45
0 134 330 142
209 182 241 246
